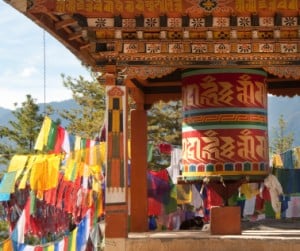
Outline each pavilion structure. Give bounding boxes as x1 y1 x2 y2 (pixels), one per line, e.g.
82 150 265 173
3 0 300 250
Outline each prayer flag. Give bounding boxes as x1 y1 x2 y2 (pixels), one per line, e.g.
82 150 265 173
76 209 91 250
54 238 65 251
0 171 17 200
68 227 78 251
1 238 13 251
34 116 51 151
11 197 30 244
47 120 58 151
8 155 28 181
62 130 71 154
54 126 65 154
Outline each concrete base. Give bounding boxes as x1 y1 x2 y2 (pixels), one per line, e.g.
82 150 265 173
210 206 241 235
126 229 300 251
105 238 126 251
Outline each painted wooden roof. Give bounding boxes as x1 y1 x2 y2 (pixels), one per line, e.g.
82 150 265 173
4 0 300 102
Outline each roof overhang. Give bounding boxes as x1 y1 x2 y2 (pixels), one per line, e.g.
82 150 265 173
3 0 300 100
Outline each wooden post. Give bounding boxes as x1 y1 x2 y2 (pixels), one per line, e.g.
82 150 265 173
104 81 129 251
130 107 148 232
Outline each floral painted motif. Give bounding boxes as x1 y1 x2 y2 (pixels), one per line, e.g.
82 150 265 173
199 0 217 11
88 18 114 27
146 44 161 53
237 44 251 53
259 43 274 52
168 31 183 39
123 43 138 53
122 19 136 28
237 17 251 27
95 18 107 28
169 43 184 53
282 17 297 26
168 18 182 27
215 31 230 39
192 44 208 53
213 17 230 27
259 17 274 27
280 44 297 53
144 18 159 27
190 18 205 28
214 43 230 53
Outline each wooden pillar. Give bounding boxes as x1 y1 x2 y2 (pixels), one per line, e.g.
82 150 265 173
104 73 129 251
130 107 148 232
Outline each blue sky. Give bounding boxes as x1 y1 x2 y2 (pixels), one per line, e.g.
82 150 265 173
0 1 91 110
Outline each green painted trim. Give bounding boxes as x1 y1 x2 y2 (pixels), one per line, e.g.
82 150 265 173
182 68 268 78
182 123 268 131
183 107 267 116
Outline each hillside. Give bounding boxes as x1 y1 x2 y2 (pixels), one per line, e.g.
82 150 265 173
1 95 300 146
0 99 79 128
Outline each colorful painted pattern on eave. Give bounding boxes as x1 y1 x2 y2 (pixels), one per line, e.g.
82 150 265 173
40 0 299 16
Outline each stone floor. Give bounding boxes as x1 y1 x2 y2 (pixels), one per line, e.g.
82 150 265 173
124 218 300 251
241 217 300 230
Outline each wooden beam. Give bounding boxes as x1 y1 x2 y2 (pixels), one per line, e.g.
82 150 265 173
80 43 91 50
68 31 83 41
55 19 77 30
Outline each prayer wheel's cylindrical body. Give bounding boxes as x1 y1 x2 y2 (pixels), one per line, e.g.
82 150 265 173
181 69 269 180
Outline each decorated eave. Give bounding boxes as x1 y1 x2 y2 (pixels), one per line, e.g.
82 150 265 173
5 0 300 101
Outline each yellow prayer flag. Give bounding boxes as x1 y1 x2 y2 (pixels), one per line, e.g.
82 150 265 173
45 243 55 251
2 238 13 251
8 155 28 172
74 136 81 150
34 116 52 151
7 155 28 181
99 142 106 166
18 155 35 189
64 159 77 181
272 154 283 168
45 154 61 189
69 227 78 251
29 155 47 192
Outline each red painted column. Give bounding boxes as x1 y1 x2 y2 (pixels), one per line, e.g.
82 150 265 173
130 108 148 232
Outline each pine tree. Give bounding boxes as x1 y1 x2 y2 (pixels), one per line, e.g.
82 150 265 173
147 100 182 146
147 100 182 170
58 72 106 139
0 95 44 165
270 114 294 154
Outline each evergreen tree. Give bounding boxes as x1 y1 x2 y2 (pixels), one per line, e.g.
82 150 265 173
0 95 44 164
147 100 182 146
58 72 106 139
270 114 294 154
147 100 182 170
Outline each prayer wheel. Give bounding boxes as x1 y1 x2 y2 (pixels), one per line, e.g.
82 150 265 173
181 69 269 182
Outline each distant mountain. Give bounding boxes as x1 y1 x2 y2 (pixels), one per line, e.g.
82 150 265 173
0 99 79 128
0 107 14 126
39 99 80 127
1 96 300 146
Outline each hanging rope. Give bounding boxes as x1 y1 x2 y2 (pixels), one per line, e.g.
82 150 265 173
43 29 47 115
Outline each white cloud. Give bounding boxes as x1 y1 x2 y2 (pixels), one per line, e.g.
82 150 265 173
20 67 38 78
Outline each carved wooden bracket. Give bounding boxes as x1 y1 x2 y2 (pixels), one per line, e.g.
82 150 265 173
264 66 300 80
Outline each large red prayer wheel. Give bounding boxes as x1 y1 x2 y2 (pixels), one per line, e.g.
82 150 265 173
181 69 269 181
